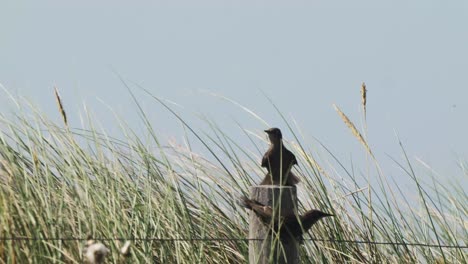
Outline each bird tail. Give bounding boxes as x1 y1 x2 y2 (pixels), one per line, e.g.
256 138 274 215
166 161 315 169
237 196 264 210
238 196 274 224
237 196 253 209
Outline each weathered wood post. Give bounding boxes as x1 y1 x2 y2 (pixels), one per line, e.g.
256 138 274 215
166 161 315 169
249 186 299 264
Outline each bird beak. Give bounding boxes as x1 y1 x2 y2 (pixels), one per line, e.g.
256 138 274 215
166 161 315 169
264 129 271 134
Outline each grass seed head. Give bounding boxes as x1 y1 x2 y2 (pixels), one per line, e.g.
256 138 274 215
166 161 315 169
361 82 367 120
333 104 373 158
54 86 68 127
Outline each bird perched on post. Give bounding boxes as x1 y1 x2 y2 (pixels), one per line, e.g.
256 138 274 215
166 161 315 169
260 128 300 186
239 196 333 242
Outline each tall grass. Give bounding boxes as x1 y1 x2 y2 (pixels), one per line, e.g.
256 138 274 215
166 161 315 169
0 88 466 263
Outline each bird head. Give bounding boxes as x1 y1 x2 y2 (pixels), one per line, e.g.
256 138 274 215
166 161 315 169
303 210 333 219
301 210 333 229
264 127 283 141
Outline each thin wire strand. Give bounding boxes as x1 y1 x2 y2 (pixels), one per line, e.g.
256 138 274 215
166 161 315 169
0 237 466 249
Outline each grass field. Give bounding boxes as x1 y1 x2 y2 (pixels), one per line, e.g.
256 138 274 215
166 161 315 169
0 87 466 263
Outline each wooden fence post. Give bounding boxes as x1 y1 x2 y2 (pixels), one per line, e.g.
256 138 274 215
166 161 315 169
249 186 299 264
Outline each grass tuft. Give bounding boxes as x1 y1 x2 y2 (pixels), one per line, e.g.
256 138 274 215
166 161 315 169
0 87 465 263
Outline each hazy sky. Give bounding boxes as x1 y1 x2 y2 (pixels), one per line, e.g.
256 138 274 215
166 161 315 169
1 1 467 186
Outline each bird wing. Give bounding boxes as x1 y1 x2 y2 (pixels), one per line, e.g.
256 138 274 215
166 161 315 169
284 148 300 185
261 153 269 168
287 149 297 165
283 212 301 224
292 154 298 165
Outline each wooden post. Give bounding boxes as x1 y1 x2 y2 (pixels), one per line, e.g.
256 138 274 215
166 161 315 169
249 186 299 264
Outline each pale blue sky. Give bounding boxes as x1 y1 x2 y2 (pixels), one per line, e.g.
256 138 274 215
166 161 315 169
1 1 467 185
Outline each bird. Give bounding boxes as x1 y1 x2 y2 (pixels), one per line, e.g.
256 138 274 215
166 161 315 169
83 236 110 264
260 127 300 186
239 196 333 242
120 240 132 258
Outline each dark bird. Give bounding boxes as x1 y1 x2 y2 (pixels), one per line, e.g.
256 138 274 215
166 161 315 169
260 128 300 186
239 196 333 241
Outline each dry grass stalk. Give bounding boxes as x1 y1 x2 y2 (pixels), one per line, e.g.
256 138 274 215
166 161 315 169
294 146 328 177
32 149 39 170
333 104 374 158
0 160 13 182
0 160 8 183
54 87 68 127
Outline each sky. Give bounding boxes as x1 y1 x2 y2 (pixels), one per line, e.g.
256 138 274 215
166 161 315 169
1 1 467 188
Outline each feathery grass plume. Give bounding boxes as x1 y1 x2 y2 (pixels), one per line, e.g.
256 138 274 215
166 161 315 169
54 86 68 127
333 104 374 158
361 82 367 120
31 149 40 171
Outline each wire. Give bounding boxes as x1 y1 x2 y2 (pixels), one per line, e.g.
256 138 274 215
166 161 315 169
1 237 466 249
